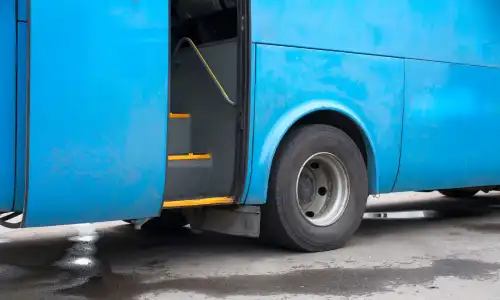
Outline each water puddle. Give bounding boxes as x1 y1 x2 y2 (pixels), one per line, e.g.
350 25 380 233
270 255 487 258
0 223 124 298
55 224 100 270
1 195 499 299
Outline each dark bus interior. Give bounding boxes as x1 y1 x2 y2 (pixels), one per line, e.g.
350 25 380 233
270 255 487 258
165 0 243 201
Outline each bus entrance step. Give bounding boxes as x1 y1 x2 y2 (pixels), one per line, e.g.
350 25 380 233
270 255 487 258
168 113 191 155
164 153 214 200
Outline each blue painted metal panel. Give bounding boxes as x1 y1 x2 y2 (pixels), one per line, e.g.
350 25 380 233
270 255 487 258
17 0 27 21
252 0 500 68
244 44 404 205
0 0 16 211
14 22 27 212
393 61 500 192
24 0 170 227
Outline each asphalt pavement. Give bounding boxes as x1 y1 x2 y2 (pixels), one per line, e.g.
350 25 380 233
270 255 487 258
0 192 500 300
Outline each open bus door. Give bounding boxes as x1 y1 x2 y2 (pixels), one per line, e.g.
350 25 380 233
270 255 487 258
20 1 170 227
0 0 16 212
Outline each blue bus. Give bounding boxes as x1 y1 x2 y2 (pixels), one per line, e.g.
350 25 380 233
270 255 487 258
0 0 499 252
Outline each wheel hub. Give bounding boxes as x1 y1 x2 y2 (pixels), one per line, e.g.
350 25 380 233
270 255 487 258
296 152 350 227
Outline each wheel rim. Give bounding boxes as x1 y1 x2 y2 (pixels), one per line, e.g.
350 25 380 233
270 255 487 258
295 152 350 227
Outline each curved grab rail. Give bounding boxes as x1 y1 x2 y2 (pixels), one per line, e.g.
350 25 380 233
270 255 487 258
173 37 236 106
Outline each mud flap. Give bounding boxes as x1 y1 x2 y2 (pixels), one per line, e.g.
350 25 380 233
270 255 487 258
21 0 170 227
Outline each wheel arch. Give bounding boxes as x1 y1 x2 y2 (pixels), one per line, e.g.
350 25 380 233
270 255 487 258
285 110 376 192
243 102 378 205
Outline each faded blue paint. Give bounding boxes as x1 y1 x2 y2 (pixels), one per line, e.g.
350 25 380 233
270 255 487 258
18 0 27 21
252 0 500 68
14 22 27 212
244 0 500 205
0 0 16 211
1 0 498 226
244 44 404 205
24 0 170 227
393 60 500 191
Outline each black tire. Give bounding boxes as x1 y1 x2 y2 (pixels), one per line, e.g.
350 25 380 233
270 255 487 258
260 124 368 252
438 188 479 198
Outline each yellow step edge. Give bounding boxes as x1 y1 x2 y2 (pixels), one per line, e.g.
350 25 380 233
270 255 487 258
163 197 234 208
169 113 190 119
168 153 211 161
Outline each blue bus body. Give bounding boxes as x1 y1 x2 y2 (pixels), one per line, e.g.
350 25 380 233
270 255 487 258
0 0 16 213
2 0 170 227
246 0 500 205
0 1 499 240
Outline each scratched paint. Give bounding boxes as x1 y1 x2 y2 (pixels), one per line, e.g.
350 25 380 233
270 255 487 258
245 0 500 204
244 45 404 204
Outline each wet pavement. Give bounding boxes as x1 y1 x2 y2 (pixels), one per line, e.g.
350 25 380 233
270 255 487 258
1 192 500 299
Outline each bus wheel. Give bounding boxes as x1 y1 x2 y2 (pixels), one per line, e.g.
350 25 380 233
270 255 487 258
438 188 479 198
261 124 368 252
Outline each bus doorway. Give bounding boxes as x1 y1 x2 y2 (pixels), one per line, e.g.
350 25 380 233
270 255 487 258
163 0 249 206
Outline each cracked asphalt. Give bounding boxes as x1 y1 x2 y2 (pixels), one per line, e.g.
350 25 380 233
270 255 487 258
0 191 500 299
